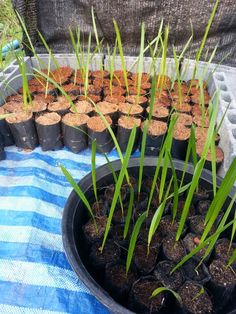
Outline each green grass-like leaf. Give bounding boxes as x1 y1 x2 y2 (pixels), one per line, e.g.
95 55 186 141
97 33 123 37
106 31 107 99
168 152 179 222
201 158 236 242
124 186 134 239
91 140 98 202
148 178 173 251
172 217 236 273
210 140 217 197
200 192 236 264
151 287 182 304
101 125 137 251
60 165 97 230
126 211 147 274
138 119 148 195
113 19 129 94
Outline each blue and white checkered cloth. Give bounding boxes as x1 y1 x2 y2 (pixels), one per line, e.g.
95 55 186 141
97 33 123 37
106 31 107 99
0 146 139 314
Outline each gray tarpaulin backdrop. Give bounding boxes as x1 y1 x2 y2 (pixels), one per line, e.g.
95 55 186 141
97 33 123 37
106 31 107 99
12 0 236 65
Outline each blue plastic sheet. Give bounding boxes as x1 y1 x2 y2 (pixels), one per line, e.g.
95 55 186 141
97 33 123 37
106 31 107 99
0 146 139 313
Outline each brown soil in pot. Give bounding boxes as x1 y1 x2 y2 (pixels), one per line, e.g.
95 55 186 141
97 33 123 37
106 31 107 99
91 70 110 79
128 86 146 96
158 215 181 237
50 66 73 84
129 277 166 313
172 102 192 114
156 75 172 90
170 91 191 103
80 85 102 96
183 233 208 259
27 100 47 113
61 83 80 95
152 97 171 108
187 79 207 90
173 81 189 94
103 86 126 97
5 94 23 103
93 78 110 88
139 226 163 248
154 260 185 290
26 83 56 95
140 81 152 90
209 259 236 287
146 106 169 121
36 112 61 125
162 235 186 262
172 112 193 127
170 198 196 221
191 104 208 117
95 101 118 116
33 94 55 104
118 116 141 129
78 94 102 103
82 216 108 245
75 69 92 79
189 215 216 235
62 113 89 127
178 281 213 314
112 77 133 88
126 95 148 107
2 101 24 113
48 101 71 114
105 261 138 301
131 73 150 83
6 111 33 124
143 120 167 137
104 184 127 205
104 95 126 104
87 115 112 132
118 102 143 117
133 242 158 275
193 115 210 128
195 127 220 144
70 101 94 115
113 70 132 79
89 240 121 270
173 124 191 140
191 92 211 106
73 76 92 86
91 200 106 218
196 142 224 163
214 238 236 261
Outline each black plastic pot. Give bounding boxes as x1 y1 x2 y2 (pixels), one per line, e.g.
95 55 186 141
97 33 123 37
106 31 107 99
7 115 39 150
116 125 141 153
88 128 114 154
0 119 14 147
62 158 236 314
171 137 189 160
62 122 88 153
35 113 63 151
0 134 6 160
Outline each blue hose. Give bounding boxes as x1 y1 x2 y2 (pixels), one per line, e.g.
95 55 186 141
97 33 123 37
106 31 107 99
2 40 20 59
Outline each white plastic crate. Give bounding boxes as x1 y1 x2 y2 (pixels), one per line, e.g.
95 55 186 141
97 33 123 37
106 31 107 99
181 59 236 176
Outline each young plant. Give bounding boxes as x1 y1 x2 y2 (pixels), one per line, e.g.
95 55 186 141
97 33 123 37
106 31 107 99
61 165 97 231
113 19 129 94
126 211 147 273
100 125 137 251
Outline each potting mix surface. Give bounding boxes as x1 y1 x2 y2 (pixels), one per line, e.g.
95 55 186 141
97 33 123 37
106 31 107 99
0 145 137 313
